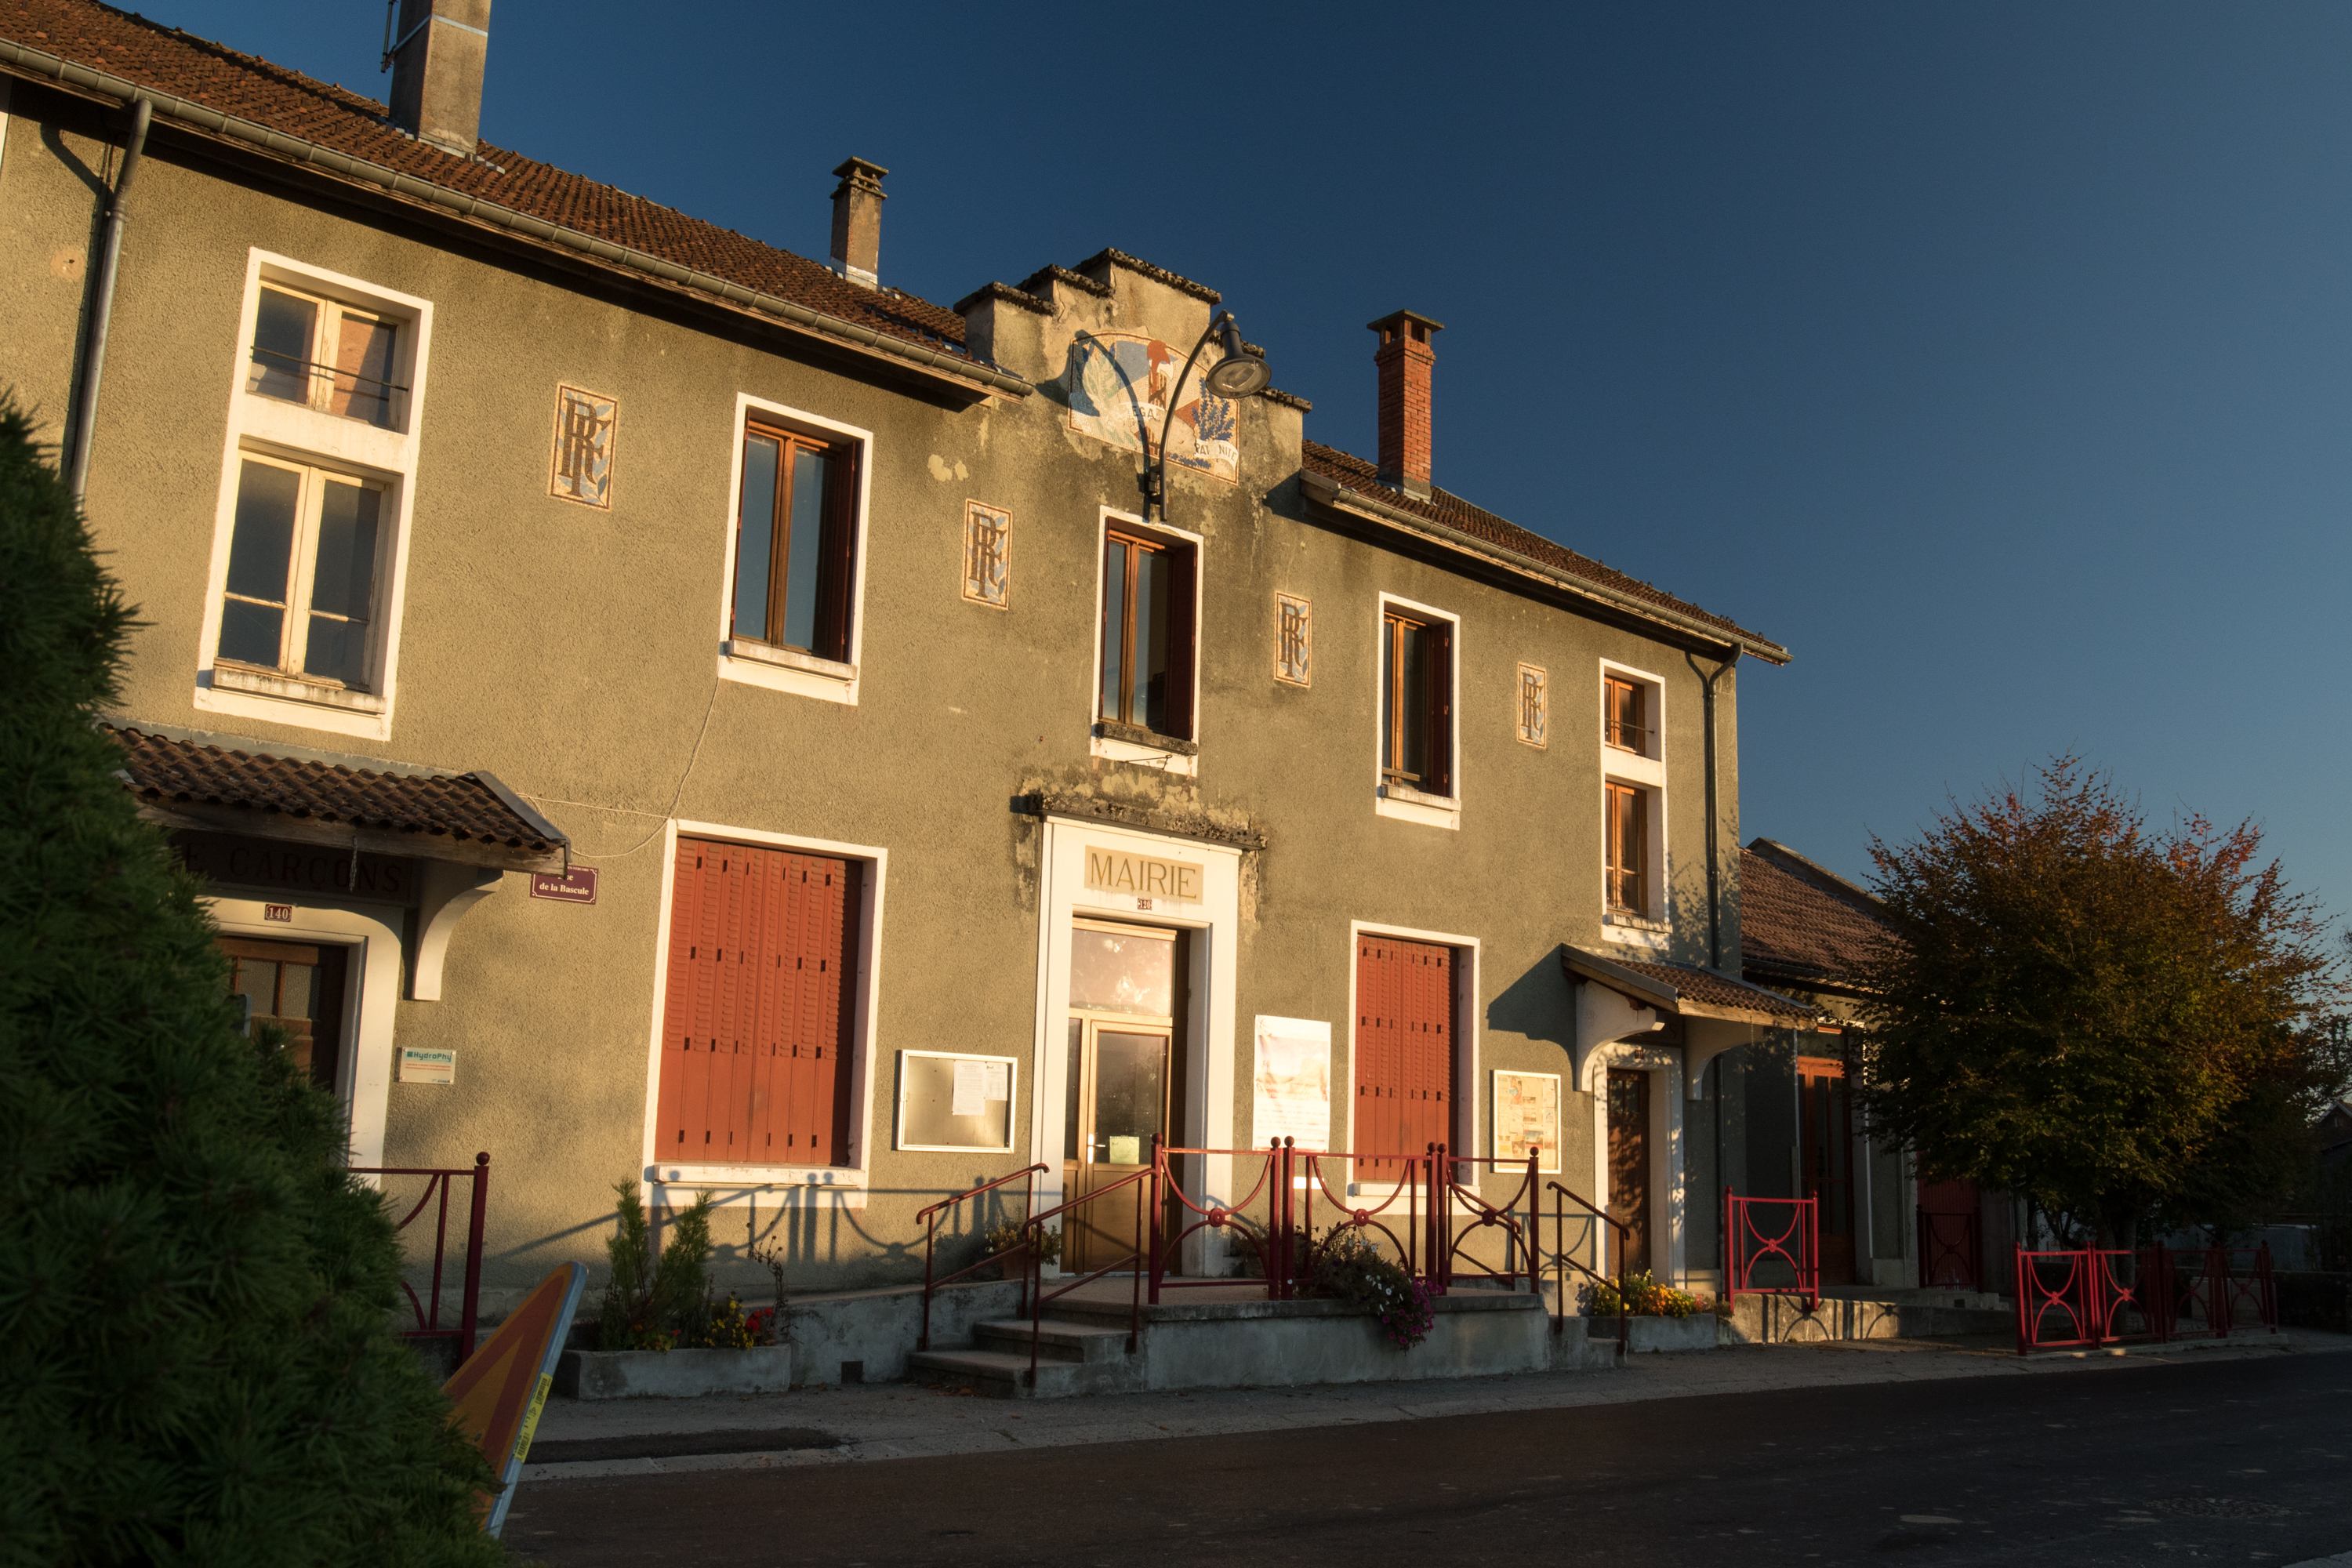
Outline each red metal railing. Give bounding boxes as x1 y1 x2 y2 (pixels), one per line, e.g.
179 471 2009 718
1918 1207 1983 1292
1546 1180 1630 1353
2013 1247 2150 1352
1725 1187 1819 1311
2013 1243 2278 1355
354 1151 488 1361
1021 1164 1151 1385
2142 1243 2277 1341
914 1163 1048 1352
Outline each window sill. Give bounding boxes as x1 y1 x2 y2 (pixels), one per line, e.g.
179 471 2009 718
723 638 855 681
210 663 387 713
1094 720 1199 757
1374 783 1460 830
644 1162 867 1208
1602 912 1670 951
1606 909 1669 933
1379 780 1458 810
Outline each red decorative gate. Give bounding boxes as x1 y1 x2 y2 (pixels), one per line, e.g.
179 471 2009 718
354 1151 489 1361
1725 1188 1819 1310
1918 1207 1983 1291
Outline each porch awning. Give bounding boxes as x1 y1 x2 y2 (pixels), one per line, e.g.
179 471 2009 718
107 720 568 873
1560 944 1821 1029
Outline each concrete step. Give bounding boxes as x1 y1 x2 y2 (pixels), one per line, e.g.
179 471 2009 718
971 1318 1136 1364
904 1347 1138 1399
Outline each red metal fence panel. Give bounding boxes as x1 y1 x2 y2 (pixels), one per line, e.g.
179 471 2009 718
1726 1189 1820 1310
1918 1207 1982 1292
354 1151 489 1361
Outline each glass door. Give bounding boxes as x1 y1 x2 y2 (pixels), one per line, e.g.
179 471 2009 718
1799 1055 1856 1286
1062 920 1180 1275
219 936 348 1094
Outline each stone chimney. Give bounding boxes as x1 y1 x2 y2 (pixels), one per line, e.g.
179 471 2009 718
386 0 492 157
1370 309 1443 499
829 158 887 289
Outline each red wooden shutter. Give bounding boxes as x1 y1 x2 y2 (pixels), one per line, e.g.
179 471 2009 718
1165 543 1198 739
658 837 858 1167
1425 621 1453 797
816 440 858 662
1354 935 1457 1174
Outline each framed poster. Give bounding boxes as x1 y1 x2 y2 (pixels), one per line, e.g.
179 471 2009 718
1253 1015 1331 1152
896 1050 1017 1152
1494 1069 1561 1173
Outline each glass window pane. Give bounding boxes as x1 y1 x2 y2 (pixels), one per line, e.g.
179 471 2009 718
1091 1031 1166 1161
308 481 379 620
734 434 779 641
248 289 316 402
304 481 380 687
327 314 398 427
1068 927 1174 1016
1065 1020 1083 1163
1134 546 1171 734
1399 622 1428 782
226 460 299 603
278 960 315 1022
217 600 284 668
780 445 832 652
1099 538 1127 721
1381 620 1396 770
230 957 276 1007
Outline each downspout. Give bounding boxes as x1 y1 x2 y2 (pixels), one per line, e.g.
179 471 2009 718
66 95 151 506
1687 644 1738 971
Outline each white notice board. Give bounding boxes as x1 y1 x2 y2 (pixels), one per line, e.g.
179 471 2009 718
1493 1069 1561 1173
896 1050 1017 1152
1252 1015 1331 1152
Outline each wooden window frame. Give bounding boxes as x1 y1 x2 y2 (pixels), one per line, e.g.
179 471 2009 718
1605 675 1648 756
1096 523 1198 742
733 416 860 662
1381 608 1454 797
213 450 394 694
1606 780 1648 914
245 280 408 430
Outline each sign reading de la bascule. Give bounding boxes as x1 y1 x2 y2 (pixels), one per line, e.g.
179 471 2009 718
1083 845 1203 903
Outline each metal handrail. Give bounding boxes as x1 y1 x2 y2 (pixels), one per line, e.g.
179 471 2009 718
351 1151 489 1361
1022 1165 1153 1385
916 1163 1047 1352
1544 1179 1632 1348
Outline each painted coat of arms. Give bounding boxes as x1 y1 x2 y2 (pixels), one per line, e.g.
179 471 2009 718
1065 332 1240 484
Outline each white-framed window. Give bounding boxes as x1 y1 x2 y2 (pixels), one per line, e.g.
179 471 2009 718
195 252 431 742
1087 506 1202 776
1600 659 1668 943
717 394 873 705
1374 593 1461 828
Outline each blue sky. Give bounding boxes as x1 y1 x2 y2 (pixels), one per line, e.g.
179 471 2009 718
166 1 2352 916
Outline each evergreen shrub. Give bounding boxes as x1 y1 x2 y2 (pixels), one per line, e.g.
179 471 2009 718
0 401 504 1566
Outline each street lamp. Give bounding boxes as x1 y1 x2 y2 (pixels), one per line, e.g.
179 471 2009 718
1142 309 1272 521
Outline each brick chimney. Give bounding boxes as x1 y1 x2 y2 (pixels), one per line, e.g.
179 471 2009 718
829 158 887 289
386 0 492 158
1369 309 1443 499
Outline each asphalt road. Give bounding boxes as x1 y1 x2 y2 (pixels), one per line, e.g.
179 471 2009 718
510 1355 2352 1566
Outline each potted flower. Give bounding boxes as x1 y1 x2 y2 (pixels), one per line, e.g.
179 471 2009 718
984 1219 1060 1279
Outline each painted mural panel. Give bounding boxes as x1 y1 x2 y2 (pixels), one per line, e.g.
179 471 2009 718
1065 332 1240 485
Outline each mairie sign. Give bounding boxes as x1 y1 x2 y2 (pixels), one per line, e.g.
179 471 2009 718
1084 844 1203 903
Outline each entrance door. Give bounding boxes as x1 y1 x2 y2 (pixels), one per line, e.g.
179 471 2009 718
1799 1055 1857 1287
1063 920 1183 1275
220 936 348 1093
1606 1069 1651 1276
1352 934 1455 1179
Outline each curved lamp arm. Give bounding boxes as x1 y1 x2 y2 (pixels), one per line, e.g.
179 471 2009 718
1145 310 1232 523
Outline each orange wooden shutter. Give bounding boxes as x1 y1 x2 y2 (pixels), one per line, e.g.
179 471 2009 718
1425 622 1453 797
1354 935 1456 1174
658 838 858 1167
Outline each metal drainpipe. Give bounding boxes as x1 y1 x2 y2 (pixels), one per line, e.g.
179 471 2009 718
1688 645 1739 970
65 95 152 507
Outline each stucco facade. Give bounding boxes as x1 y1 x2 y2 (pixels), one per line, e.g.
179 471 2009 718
1 5 1818 1328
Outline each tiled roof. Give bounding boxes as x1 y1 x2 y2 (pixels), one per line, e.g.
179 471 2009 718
111 724 564 863
1739 843 1893 992
1299 441 1784 659
1603 954 1822 1022
0 0 975 361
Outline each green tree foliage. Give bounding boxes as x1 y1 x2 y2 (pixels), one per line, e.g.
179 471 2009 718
1854 756 2344 1248
594 1183 713 1351
0 402 505 1566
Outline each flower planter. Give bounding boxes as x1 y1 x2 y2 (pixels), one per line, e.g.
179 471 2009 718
993 1247 1033 1282
1621 1314 1721 1354
555 1345 793 1400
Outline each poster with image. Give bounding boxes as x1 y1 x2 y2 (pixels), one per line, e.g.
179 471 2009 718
1494 1070 1561 1173
1252 1016 1331 1152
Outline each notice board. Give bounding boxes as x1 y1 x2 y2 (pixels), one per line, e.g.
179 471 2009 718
1493 1069 1561 1173
896 1050 1017 1152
